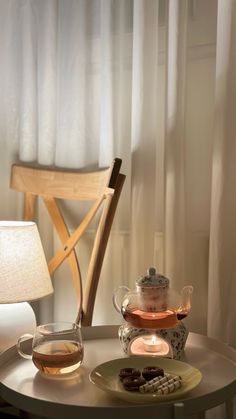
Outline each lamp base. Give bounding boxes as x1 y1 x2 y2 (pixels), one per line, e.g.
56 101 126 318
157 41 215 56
0 303 36 352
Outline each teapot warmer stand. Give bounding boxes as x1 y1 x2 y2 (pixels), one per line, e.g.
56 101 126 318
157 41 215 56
118 321 188 360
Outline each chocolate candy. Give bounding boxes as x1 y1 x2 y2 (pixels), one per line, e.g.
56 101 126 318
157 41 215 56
119 367 141 381
122 375 146 391
118 365 182 395
142 366 164 381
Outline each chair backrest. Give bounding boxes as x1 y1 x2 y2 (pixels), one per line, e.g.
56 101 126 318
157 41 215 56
10 158 125 326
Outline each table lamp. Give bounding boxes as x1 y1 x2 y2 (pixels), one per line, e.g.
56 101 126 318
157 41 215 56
0 220 54 352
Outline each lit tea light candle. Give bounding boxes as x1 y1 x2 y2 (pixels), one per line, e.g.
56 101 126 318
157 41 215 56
143 335 162 353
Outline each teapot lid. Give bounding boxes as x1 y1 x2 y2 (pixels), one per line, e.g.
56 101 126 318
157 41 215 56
136 267 169 288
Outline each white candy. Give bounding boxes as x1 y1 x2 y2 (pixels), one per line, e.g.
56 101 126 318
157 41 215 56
156 378 182 395
139 374 182 394
139 373 172 393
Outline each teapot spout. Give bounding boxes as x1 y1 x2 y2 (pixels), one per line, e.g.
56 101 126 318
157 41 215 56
177 285 193 319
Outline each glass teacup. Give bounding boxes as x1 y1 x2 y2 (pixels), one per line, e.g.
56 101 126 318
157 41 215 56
17 322 84 376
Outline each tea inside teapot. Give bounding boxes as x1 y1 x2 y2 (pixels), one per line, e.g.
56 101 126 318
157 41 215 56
112 267 193 329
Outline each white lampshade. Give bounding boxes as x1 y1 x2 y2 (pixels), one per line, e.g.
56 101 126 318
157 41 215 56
0 220 53 303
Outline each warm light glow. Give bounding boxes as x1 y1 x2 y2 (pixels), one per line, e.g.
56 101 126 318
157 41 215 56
129 335 171 357
0 221 54 303
143 335 162 352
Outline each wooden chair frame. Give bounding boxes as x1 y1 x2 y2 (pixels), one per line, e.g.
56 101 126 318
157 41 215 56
10 158 125 326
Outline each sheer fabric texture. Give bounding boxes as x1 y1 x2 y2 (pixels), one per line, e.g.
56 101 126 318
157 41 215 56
0 0 236 353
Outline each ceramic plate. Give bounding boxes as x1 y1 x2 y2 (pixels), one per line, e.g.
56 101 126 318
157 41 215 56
89 357 202 403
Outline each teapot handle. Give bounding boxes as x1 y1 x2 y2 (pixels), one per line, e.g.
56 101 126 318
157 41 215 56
180 285 194 312
112 285 130 313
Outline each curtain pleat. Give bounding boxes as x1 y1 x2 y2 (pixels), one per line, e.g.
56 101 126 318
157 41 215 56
208 0 236 347
129 0 159 284
37 0 57 165
164 0 188 289
98 0 114 166
56 0 88 167
19 0 38 161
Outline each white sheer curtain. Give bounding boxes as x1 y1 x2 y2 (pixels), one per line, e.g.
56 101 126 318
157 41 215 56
208 0 236 346
0 0 236 349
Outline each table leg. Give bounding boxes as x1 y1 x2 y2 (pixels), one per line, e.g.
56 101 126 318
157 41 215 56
19 411 42 419
225 398 234 419
174 402 185 419
196 412 205 419
19 411 30 419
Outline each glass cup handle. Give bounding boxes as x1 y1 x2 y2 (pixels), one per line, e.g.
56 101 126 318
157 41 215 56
17 333 33 359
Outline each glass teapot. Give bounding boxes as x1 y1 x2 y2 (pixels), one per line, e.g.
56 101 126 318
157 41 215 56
112 267 193 329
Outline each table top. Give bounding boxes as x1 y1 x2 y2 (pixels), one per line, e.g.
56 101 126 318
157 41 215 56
0 325 235 419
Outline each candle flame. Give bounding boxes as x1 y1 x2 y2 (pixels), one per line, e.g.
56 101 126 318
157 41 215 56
151 335 157 344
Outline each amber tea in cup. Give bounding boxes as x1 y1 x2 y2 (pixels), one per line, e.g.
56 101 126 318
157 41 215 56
17 322 83 376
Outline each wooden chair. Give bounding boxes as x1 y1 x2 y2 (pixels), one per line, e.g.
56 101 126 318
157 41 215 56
10 158 125 326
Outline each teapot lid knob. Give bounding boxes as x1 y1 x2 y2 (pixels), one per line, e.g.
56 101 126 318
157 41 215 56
147 267 156 276
136 267 169 287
